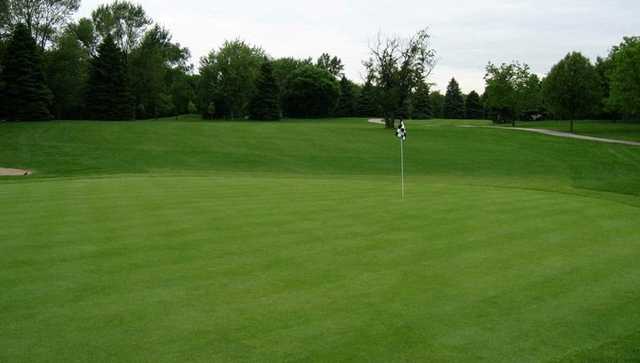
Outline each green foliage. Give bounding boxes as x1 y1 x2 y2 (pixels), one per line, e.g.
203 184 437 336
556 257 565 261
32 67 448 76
594 56 617 119
356 77 380 117
316 52 344 78
84 34 133 120
365 29 436 127
411 81 431 119
464 90 483 119
44 27 89 119
5 0 80 47
168 71 197 115
484 61 542 123
542 52 601 131
129 25 189 119
271 57 312 110
198 40 266 119
430 90 444 118
91 0 151 54
69 17 97 52
1 23 52 120
0 0 8 37
249 61 280 120
443 78 464 119
283 64 339 118
187 99 197 114
334 76 356 117
607 37 640 117
206 102 215 120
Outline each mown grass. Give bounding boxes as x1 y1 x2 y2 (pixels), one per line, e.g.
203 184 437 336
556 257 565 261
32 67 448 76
1 117 640 362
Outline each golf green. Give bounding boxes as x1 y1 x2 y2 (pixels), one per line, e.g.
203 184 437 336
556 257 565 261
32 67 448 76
1 118 640 361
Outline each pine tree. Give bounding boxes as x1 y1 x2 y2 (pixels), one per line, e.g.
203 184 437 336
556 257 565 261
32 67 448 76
1 24 52 121
464 91 483 119
335 76 356 117
430 91 444 118
249 61 280 120
85 35 133 120
356 79 379 117
443 78 465 119
412 81 432 119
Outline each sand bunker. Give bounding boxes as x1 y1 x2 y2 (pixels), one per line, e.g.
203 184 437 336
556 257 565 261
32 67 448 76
0 168 31 176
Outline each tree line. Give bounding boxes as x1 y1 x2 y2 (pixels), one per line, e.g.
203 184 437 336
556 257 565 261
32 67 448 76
0 1 638 123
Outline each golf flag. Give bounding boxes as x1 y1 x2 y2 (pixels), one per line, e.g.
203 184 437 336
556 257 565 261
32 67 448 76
396 120 406 200
396 121 407 141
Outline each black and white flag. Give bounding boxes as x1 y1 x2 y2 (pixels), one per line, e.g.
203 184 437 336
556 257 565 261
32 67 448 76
396 121 407 141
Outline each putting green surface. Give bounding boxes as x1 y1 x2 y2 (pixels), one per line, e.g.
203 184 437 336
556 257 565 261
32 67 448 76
2 119 640 361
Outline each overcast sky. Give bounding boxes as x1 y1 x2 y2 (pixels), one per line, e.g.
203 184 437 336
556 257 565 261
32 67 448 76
77 0 639 93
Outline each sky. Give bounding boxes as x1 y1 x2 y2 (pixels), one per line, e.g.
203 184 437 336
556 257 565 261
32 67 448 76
76 0 640 93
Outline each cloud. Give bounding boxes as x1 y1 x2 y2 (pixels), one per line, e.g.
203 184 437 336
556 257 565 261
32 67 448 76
77 0 640 93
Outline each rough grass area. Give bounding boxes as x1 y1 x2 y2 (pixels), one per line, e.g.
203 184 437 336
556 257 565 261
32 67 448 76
1 118 640 362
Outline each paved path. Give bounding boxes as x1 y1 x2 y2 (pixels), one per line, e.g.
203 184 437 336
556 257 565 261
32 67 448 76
0 168 31 176
460 125 640 147
368 118 385 125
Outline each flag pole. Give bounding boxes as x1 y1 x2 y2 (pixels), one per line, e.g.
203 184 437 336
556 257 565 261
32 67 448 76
400 137 405 200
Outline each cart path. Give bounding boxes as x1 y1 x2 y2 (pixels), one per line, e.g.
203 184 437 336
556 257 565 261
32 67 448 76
459 125 640 146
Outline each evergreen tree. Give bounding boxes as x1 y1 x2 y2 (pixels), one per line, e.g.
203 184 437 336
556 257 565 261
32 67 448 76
464 91 483 119
443 78 464 119
334 76 356 117
356 79 379 117
430 91 445 118
412 81 432 119
1 23 52 121
249 61 280 120
85 34 133 120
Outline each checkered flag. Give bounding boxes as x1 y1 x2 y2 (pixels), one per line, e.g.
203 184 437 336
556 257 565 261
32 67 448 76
396 121 407 141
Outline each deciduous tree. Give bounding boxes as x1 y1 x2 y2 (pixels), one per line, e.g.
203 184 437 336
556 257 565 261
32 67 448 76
91 0 151 54
45 25 89 118
607 37 640 118
364 29 436 127
283 64 339 118
542 52 600 132
198 40 266 119
316 52 344 79
6 0 80 48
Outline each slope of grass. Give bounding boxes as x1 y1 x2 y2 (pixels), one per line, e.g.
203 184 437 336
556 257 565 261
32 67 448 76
1 117 640 362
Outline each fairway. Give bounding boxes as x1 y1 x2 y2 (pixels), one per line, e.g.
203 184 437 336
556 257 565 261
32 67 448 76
2 118 640 362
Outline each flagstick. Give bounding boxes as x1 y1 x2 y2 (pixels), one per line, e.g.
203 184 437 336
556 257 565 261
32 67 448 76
400 138 405 200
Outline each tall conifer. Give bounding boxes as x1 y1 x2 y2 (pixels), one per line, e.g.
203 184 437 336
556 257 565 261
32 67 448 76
85 34 133 120
249 61 280 120
2 24 52 121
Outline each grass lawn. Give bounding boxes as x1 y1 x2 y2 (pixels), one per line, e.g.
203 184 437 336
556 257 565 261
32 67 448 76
516 119 640 142
2 118 640 362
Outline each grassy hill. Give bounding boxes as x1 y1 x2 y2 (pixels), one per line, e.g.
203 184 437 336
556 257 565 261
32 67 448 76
1 118 640 362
